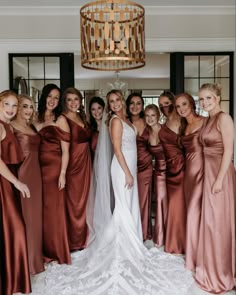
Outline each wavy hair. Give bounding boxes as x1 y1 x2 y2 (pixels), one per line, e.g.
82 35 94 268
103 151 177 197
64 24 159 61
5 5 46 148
89 96 105 131
126 92 145 122
18 94 36 124
105 89 126 126
61 87 88 128
37 83 61 123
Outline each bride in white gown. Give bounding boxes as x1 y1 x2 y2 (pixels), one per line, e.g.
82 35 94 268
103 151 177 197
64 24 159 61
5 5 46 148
32 90 193 295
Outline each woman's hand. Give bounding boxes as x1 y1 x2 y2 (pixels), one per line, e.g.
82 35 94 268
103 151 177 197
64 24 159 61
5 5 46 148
212 178 223 194
125 173 134 189
14 180 30 198
58 171 66 190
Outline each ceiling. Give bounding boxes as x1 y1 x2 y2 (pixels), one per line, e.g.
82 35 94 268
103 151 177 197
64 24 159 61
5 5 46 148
0 0 234 6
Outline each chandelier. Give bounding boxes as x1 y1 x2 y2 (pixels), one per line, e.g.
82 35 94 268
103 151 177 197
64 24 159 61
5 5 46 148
80 0 145 71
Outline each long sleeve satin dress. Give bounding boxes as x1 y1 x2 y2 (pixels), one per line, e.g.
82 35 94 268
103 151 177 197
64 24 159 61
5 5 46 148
181 128 203 271
39 125 71 264
195 112 236 294
14 127 44 274
148 143 167 247
65 117 92 251
0 120 31 295
136 127 153 241
159 124 186 254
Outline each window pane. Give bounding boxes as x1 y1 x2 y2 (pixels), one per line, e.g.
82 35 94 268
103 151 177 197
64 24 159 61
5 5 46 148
215 78 229 100
199 78 214 88
29 56 44 79
45 80 60 88
45 57 60 79
184 56 198 78
220 101 229 114
200 56 214 77
215 56 229 77
184 78 199 96
13 57 28 79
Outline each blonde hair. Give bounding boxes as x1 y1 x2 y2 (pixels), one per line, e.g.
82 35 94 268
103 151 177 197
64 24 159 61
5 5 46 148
105 89 126 126
17 94 36 124
144 104 160 119
0 90 18 103
199 83 222 101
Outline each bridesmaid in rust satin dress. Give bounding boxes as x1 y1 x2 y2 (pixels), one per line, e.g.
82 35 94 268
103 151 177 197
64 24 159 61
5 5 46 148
195 83 235 294
126 93 153 241
175 93 205 271
11 94 44 275
88 96 105 162
35 84 71 265
158 90 186 254
0 90 31 295
62 88 92 250
145 104 167 247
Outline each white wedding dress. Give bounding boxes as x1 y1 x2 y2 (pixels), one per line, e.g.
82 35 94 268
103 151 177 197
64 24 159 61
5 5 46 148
31 116 193 295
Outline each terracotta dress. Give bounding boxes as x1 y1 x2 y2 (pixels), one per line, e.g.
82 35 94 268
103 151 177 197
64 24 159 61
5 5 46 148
195 112 236 294
148 143 167 247
159 124 186 254
65 117 92 250
182 129 204 271
90 129 99 163
14 127 44 274
0 120 31 295
136 127 153 240
39 125 71 264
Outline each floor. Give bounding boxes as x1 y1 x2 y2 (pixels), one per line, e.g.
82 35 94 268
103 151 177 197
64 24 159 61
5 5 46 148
18 241 236 295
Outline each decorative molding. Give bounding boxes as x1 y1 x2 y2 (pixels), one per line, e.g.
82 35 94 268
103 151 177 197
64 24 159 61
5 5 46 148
0 5 234 16
0 38 235 53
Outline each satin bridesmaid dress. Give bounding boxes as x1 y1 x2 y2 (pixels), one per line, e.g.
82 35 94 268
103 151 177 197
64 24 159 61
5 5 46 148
0 120 31 295
14 127 44 274
136 127 153 240
195 112 236 294
148 143 167 247
39 125 71 264
182 128 204 271
159 124 186 254
65 117 92 250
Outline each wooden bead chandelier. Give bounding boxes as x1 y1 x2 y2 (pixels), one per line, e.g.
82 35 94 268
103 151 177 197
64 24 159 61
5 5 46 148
80 0 145 71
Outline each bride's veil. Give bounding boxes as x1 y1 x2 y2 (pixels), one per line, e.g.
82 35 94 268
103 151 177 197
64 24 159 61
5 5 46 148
86 109 114 246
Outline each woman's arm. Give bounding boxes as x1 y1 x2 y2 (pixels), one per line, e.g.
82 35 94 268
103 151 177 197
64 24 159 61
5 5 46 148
57 115 70 190
110 117 133 189
0 124 30 198
212 113 234 194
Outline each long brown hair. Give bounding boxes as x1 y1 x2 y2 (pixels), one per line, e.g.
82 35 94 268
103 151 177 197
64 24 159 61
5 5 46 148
61 87 88 128
175 92 197 138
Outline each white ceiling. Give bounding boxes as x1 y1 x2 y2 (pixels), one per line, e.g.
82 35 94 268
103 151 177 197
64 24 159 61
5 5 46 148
0 0 234 6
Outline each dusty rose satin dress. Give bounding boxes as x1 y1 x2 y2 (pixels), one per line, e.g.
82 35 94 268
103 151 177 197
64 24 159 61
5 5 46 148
65 117 92 250
0 120 31 295
159 124 186 254
182 128 204 271
148 143 167 247
137 127 153 240
14 127 44 274
90 129 99 163
39 125 71 264
195 112 236 294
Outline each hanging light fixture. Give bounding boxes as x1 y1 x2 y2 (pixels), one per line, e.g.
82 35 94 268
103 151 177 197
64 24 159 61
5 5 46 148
80 0 145 71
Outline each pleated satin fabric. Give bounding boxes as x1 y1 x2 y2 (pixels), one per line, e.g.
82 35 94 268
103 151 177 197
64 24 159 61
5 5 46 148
39 125 71 264
148 143 167 247
90 129 99 163
159 124 186 254
136 127 153 240
182 129 203 271
0 120 31 295
195 112 236 294
14 128 44 274
65 117 92 250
